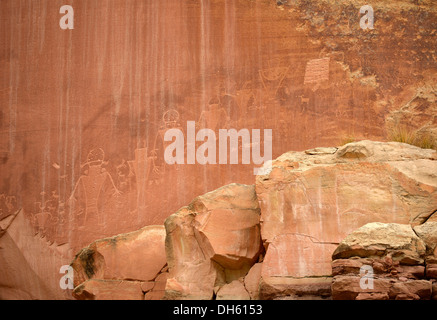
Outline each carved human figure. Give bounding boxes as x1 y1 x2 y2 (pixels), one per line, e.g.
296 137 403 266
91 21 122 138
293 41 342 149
197 97 229 132
33 191 58 235
151 110 184 179
67 148 120 226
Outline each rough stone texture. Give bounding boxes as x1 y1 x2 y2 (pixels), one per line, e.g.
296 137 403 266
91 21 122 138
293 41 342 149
256 141 437 299
427 257 437 279
73 279 145 300
144 272 169 301
164 183 262 300
356 292 389 300
414 222 437 255
71 225 166 286
216 280 250 300
331 222 434 300
332 223 427 264
70 226 167 300
259 277 332 300
0 210 72 300
257 141 437 246
244 263 263 300
7 0 437 253
331 276 394 300
389 280 432 300
263 234 337 278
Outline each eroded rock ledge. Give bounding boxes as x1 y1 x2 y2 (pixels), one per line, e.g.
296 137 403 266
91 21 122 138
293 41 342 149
71 141 437 300
331 222 436 300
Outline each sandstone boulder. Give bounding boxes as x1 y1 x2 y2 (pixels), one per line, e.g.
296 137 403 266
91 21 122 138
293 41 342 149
414 221 437 256
332 222 427 265
432 281 437 300
73 279 145 300
263 234 337 278
259 277 332 300
2 0 437 300
164 183 262 300
388 280 432 300
71 225 166 286
256 141 436 298
0 210 72 300
244 263 262 300
257 141 437 246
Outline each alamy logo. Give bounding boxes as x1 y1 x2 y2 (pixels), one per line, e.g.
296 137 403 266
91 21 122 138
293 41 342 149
359 265 374 290
164 121 272 175
59 5 74 30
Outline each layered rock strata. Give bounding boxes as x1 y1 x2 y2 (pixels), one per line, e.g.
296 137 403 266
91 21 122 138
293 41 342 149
331 222 436 300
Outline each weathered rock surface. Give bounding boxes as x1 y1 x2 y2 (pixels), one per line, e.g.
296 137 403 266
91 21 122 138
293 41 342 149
66 141 436 300
256 140 437 299
71 225 166 285
263 234 337 278
258 141 437 245
414 221 437 256
216 280 250 300
244 263 263 300
71 225 167 300
331 222 435 300
73 279 145 300
0 210 72 300
144 272 169 300
332 222 427 265
164 183 262 300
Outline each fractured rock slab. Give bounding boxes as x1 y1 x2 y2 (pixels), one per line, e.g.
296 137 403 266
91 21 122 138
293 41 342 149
71 225 166 286
164 183 262 300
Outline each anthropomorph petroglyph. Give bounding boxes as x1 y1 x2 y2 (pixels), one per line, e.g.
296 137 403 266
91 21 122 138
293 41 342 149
67 148 120 226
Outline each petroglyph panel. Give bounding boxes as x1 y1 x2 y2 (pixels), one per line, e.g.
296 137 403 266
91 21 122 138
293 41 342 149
0 0 435 287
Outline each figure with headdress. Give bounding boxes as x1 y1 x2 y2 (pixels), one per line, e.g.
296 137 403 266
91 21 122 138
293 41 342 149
67 148 120 226
150 109 184 181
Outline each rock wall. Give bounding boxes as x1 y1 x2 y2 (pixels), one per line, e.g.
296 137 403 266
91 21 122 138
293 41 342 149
1 0 436 299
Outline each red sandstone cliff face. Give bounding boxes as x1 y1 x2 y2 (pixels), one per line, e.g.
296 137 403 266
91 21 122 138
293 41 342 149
0 0 436 299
